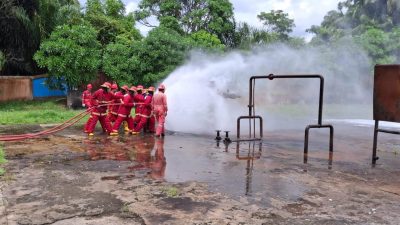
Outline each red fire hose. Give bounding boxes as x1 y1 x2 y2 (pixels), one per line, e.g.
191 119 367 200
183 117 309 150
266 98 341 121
0 103 127 142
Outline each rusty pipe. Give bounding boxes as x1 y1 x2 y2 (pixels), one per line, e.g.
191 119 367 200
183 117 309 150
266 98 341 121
249 74 324 125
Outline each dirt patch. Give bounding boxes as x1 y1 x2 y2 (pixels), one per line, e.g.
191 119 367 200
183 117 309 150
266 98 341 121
1 124 400 224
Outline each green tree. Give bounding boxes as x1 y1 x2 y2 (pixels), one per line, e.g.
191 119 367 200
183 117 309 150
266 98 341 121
135 0 235 46
34 24 101 89
105 0 125 18
257 10 295 40
85 0 141 46
132 27 191 85
103 36 137 85
0 0 80 75
355 27 400 64
0 51 5 71
234 22 279 49
189 30 225 51
309 0 400 65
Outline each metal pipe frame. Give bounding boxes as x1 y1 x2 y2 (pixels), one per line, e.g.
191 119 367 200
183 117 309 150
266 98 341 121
243 73 334 157
235 141 262 160
372 120 400 164
237 115 263 140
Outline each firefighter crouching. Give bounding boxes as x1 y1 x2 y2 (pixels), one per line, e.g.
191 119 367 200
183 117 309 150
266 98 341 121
110 86 136 135
85 82 114 136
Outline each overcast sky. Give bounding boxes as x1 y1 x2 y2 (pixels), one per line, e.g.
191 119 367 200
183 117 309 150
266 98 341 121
79 0 341 39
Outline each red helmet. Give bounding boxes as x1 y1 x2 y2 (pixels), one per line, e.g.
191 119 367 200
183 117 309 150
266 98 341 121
129 86 136 92
148 86 155 92
158 84 165 90
121 85 129 92
101 82 111 88
111 83 118 90
87 84 92 90
136 85 143 90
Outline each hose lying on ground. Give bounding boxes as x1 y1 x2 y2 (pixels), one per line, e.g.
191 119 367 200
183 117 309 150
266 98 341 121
0 103 124 142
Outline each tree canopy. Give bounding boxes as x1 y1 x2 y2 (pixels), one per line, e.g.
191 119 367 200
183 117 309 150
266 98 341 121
1 0 399 90
34 24 101 89
134 0 236 46
308 0 400 64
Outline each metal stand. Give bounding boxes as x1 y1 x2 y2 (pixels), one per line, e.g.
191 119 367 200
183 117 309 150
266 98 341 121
372 120 400 164
236 74 334 161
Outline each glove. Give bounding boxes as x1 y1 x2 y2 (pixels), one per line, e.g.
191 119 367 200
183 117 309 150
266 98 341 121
82 104 86 107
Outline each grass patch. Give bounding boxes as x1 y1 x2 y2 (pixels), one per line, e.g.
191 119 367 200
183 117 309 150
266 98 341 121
0 146 7 176
0 99 85 125
163 186 179 197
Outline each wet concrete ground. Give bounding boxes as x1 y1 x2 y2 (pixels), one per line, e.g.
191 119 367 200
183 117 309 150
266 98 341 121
1 122 400 224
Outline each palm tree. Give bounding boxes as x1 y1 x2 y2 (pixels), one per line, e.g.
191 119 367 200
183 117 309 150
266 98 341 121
0 0 80 75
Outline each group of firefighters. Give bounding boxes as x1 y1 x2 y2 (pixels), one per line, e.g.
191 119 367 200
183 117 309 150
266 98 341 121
81 82 168 137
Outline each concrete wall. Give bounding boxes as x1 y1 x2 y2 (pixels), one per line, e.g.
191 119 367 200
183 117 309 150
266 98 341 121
0 76 33 101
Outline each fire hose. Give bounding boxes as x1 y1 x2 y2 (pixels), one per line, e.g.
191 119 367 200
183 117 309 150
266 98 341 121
0 102 141 142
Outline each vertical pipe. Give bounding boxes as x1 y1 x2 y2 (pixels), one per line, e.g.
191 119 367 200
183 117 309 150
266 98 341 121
318 76 324 125
249 78 253 138
249 78 253 116
329 125 334 152
252 79 256 138
237 118 240 139
372 120 379 164
304 126 310 163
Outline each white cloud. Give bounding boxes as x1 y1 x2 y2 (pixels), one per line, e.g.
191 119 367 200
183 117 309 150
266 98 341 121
231 0 340 38
125 1 138 13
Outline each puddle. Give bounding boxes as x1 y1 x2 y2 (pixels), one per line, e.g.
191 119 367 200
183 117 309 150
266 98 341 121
3 123 400 208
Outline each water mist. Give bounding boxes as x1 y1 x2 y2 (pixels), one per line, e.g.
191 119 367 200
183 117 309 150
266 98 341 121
162 40 374 135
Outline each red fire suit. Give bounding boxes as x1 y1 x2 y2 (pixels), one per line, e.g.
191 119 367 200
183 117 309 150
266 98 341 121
82 90 92 133
82 90 92 107
133 94 153 132
112 93 135 132
86 89 113 133
132 93 145 125
108 91 124 123
152 92 168 136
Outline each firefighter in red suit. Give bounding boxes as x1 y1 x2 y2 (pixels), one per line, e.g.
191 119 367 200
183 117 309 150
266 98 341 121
107 84 118 121
110 86 136 135
82 84 93 133
82 84 92 108
86 82 114 136
146 87 156 133
108 85 128 123
152 84 168 137
132 85 145 130
132 86 154 134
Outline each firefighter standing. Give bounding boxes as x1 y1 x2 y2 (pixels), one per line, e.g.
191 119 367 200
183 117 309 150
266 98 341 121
82 84 93 108
132 86 154 134
85 82 114 136
82 84 93 133
132 85 145 131
110 86 136 135
108 85 128 123
152 84 168 137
